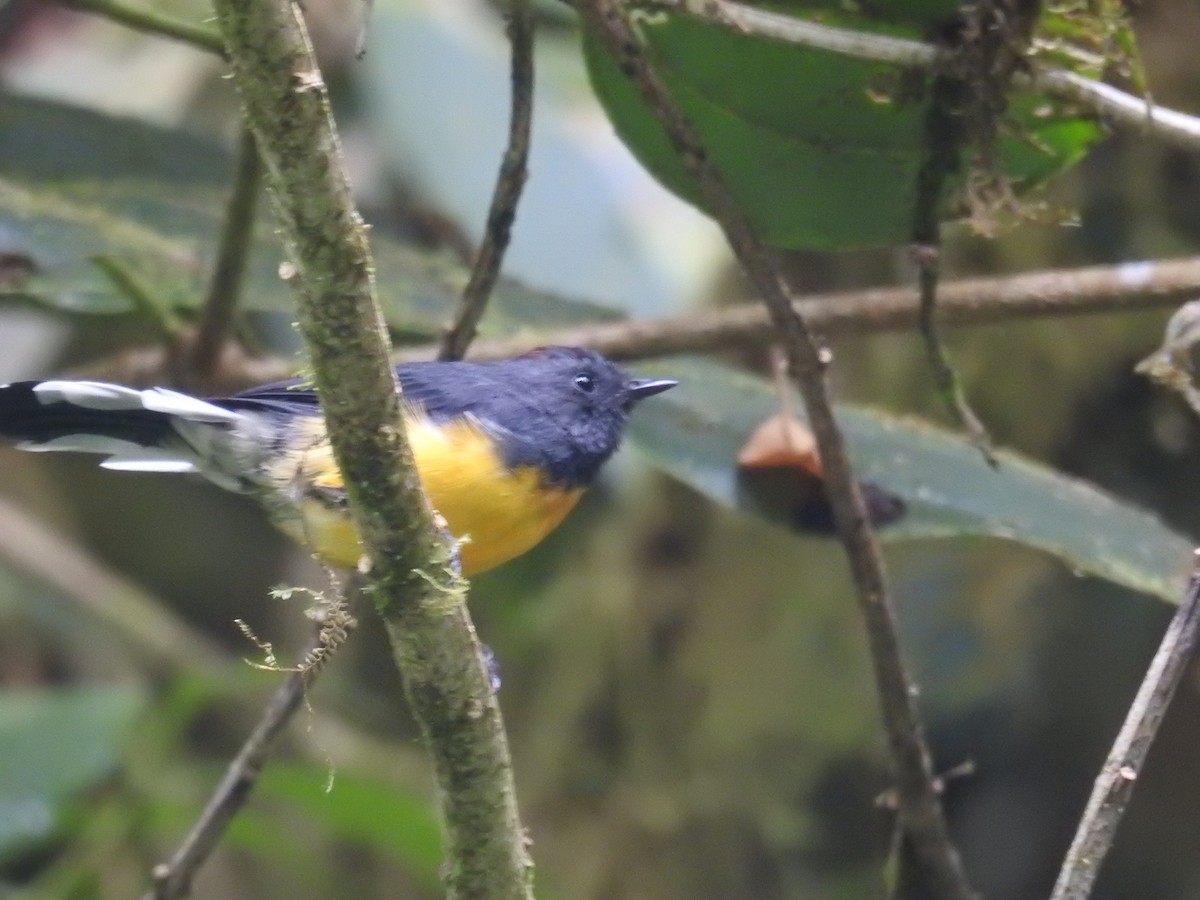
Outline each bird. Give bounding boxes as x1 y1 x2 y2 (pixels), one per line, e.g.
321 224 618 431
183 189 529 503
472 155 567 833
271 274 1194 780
0 347 677 574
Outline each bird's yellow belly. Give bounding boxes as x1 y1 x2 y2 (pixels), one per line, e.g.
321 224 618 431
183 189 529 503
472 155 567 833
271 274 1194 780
274 415 583 575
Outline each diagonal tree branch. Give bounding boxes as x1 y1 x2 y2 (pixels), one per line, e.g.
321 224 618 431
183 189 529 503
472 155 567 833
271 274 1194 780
438 0 535 362
577 2 975 897
148 674 304 899
148 588 357 900
147 651 318 900
1051 550 1200 899
209 2 533 898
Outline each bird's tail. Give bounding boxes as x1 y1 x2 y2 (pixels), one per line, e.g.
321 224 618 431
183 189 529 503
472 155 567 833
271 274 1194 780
0 380 245 474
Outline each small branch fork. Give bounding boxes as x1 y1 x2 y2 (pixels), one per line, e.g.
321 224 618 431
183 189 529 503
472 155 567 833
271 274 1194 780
1051 551 1200 899
438 0 535 362
577 3 975 897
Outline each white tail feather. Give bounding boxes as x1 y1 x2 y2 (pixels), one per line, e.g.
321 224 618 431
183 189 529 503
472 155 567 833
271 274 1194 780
33 381 242 423
102 458 199 473
17 435 200 473
141 389 243 423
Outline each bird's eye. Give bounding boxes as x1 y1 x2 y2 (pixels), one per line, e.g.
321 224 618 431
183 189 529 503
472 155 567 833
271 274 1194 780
573 373 595 393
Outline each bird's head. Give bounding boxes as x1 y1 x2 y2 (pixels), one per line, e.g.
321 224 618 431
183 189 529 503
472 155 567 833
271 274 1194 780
499 346 676 486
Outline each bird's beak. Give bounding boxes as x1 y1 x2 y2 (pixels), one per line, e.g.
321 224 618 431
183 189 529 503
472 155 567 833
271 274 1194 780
626 378 677 405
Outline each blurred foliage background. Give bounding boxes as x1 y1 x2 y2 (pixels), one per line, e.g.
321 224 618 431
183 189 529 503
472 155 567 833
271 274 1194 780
2 0 1200 898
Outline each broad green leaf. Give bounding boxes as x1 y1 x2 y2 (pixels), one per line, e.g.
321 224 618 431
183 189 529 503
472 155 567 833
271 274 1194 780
628 358 1192 602
0 686 146 857
583 7 1103 249
0 93 619 338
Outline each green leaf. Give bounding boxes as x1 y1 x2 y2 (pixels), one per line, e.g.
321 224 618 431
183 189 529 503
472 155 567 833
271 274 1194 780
583 8 1103 249
628 358 1191 603
0 93 619 338
0 686 146 858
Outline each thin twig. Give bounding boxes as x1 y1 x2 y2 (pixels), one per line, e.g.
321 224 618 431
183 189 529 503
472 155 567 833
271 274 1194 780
148 588 357 900
147 642 331 900
633 0 1200 153
908 1 1006 466
212 1 533 897
147 672 304 900
1031 68 1200 149
578 3 975 898
438 0 535 362
1050 550 1200 900
90 254 183 341
431 257 1200 361
915 245 996 463
187 127 262 385
53 0 226 57
69 256 1200 390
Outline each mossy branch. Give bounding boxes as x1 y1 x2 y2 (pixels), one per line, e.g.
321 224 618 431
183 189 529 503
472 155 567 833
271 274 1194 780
209 2 533 897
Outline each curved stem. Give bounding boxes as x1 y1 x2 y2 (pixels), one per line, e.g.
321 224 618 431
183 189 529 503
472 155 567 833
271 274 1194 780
439 0 535 362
